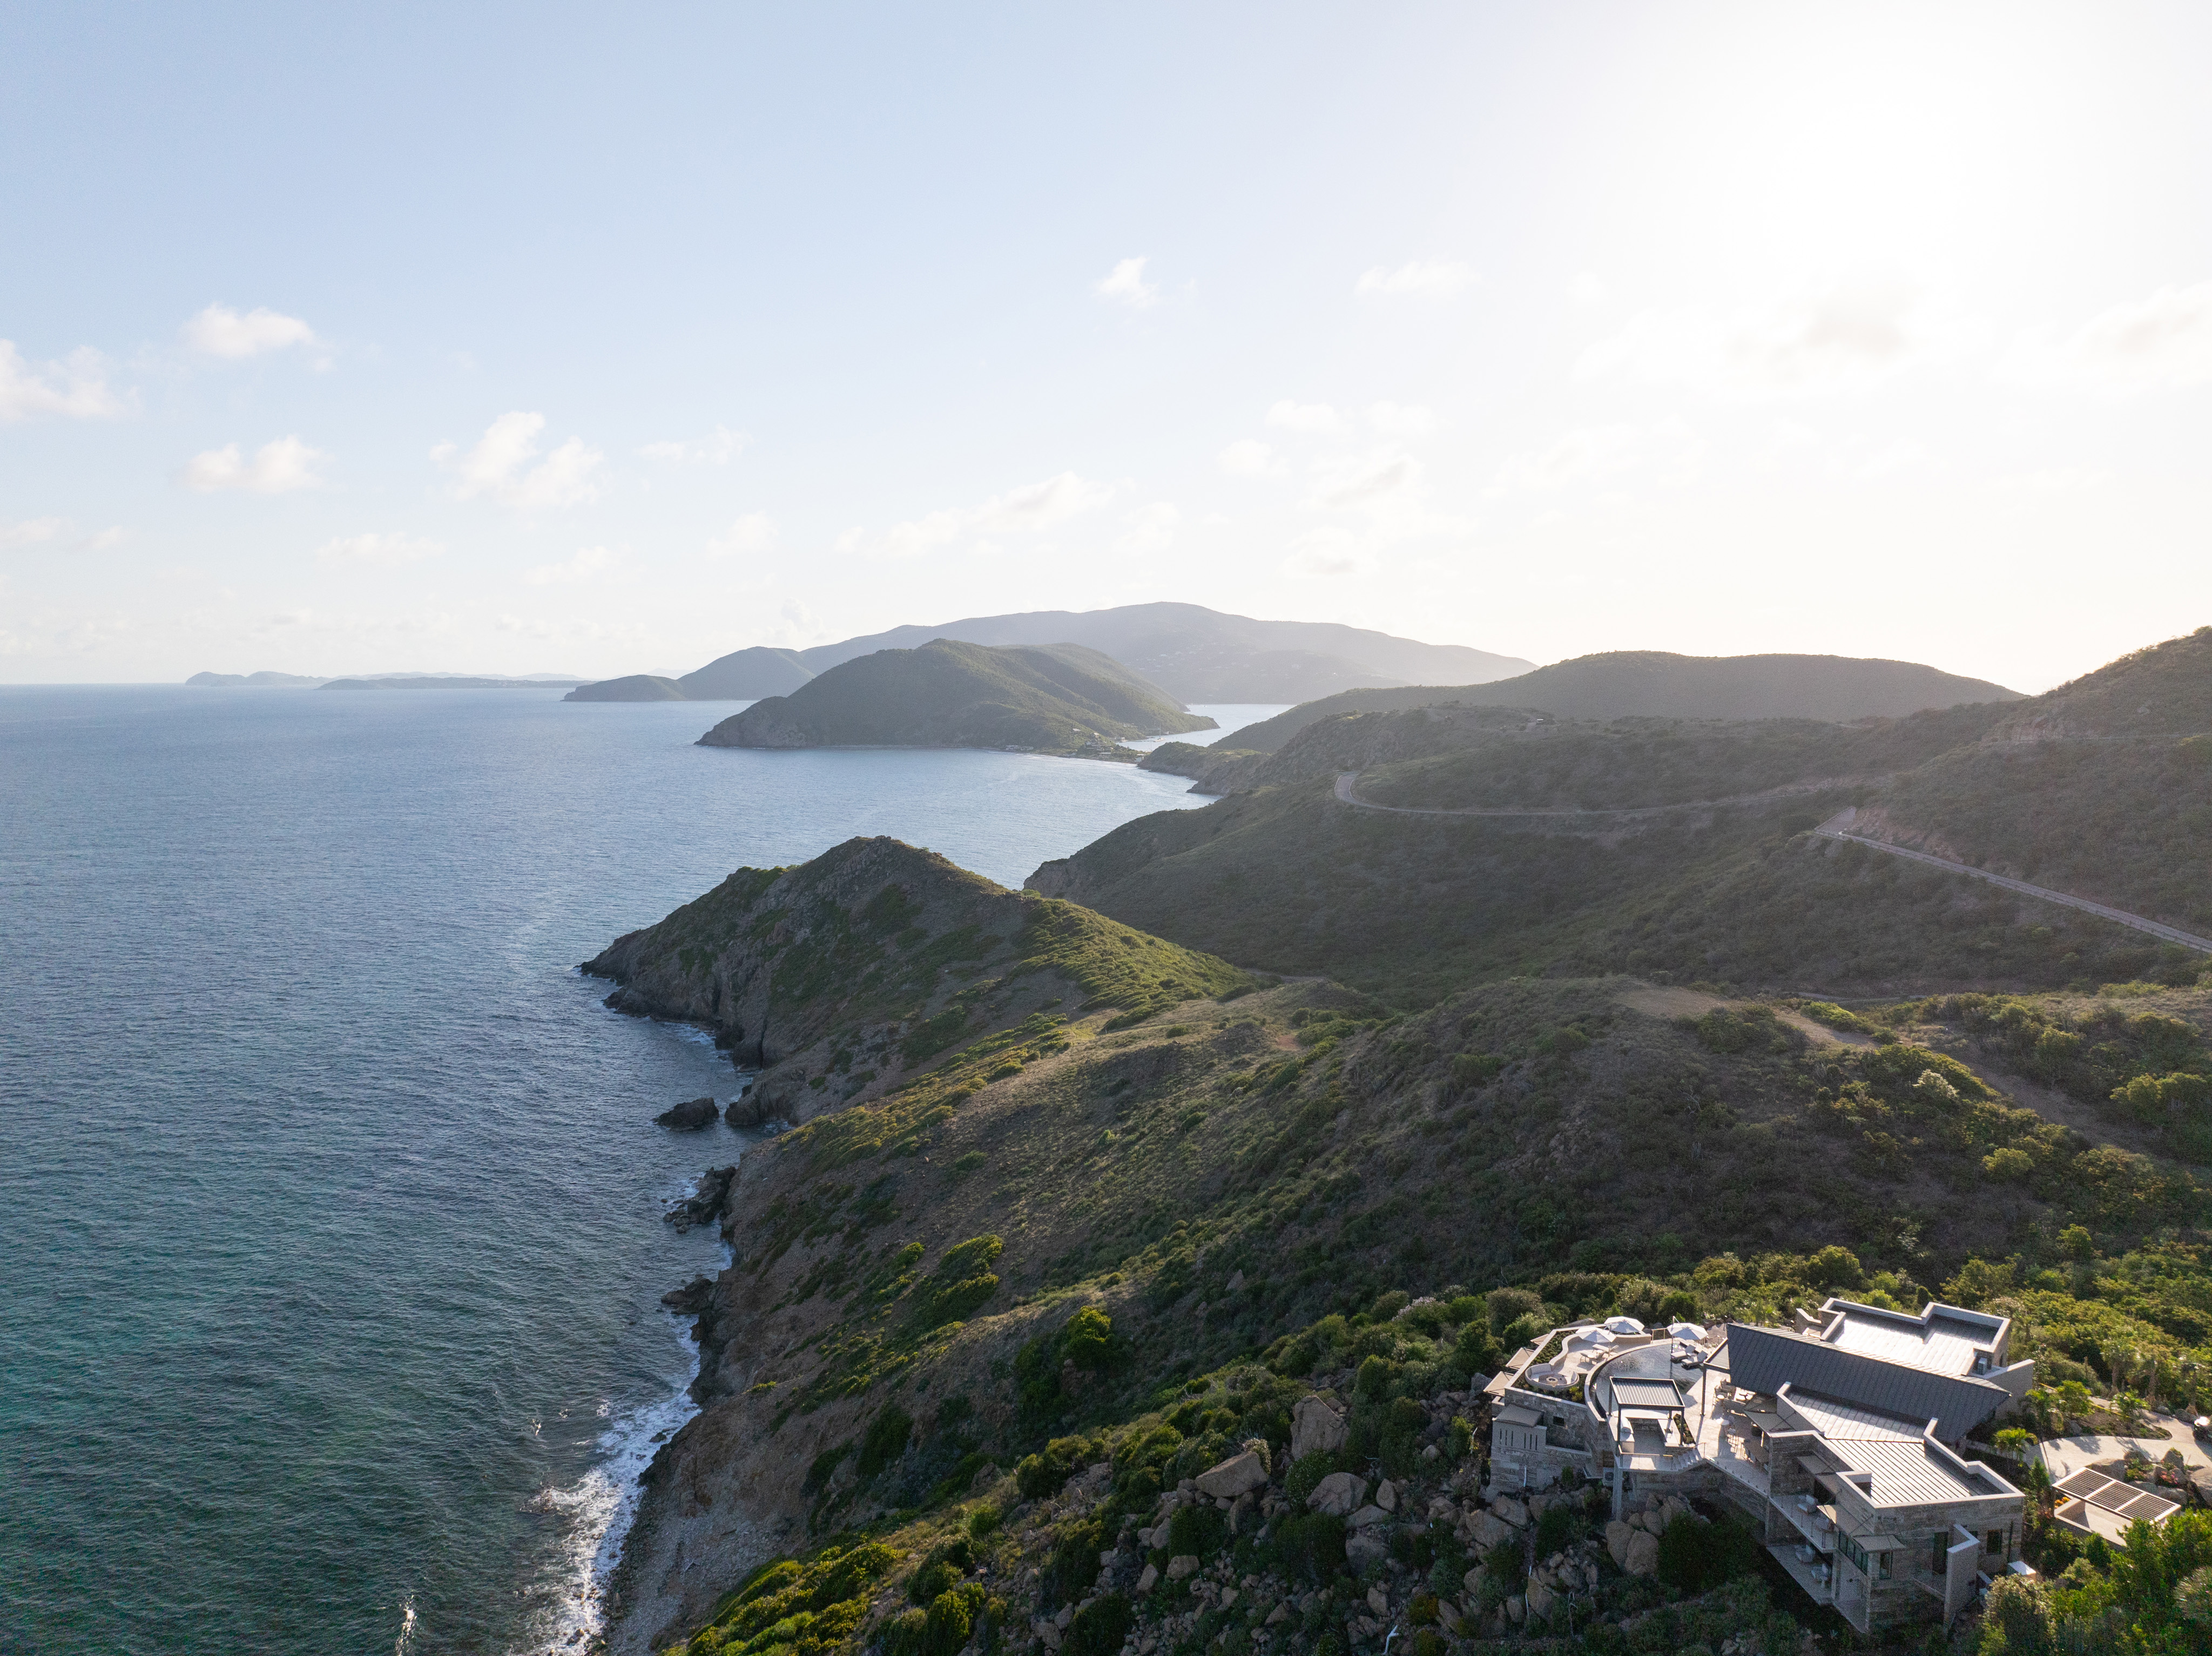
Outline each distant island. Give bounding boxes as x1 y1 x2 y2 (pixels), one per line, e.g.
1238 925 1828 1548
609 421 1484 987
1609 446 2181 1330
696 639 1216 755
188 671 586 690
561 601 1533 706
563 647 814 702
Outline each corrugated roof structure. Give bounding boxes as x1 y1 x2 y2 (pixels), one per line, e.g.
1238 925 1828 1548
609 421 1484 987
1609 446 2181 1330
1725 1324 2009 1443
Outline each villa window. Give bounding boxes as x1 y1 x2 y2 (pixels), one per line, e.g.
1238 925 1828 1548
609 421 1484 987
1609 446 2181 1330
1930 1535 1947 1577
1986 1530 2005 1557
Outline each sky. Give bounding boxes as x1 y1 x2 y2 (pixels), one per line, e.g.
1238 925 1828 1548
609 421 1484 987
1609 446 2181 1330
4 1 2211 691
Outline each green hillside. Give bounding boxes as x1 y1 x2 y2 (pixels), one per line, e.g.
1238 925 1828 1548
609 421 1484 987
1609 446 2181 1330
1224 650 2022 754
1038 631 2212 1003
598 839 2212 1656
696 639 1216 754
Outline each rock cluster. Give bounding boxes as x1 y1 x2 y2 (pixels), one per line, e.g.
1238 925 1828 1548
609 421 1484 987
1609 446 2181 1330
654 1096 719 1130
664 1165 737 1233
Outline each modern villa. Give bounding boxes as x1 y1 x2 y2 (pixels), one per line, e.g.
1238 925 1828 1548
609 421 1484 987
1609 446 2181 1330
1484 1299 2035 1637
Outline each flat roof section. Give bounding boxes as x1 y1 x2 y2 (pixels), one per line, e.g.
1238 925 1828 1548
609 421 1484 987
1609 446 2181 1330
1829 1438 2013 1509
2053 1468 2179 1529
1611 1376 1685 1410
1818 1299 2004 1377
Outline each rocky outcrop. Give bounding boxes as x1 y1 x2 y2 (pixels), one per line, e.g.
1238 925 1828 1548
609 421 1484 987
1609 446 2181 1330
1194 1450 1267 1499
723 1090 773 1129
655 1097 719 1130
665 1166 737 1234
1307 1472 1366 1516
1290 1395 1348 1460
660 1276 714 1315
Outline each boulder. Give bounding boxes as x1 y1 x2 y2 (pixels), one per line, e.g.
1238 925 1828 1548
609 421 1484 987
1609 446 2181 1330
724 1090 774 1128
1309 1472 1368 1516
655 1096 718 1130
1463 1568 1483 1597
1366 1585 1390 1617
664 1165 738 1232
1469 1511 1514 1551
1265 1603 1289 1627
1166 1555 1200 1581
1506 1596 1525 1624
1345 1530 1389 1567
1528 1492 1562 1517
1606 1520 1633 1569
1291 1396 1350 1460
1374 1478 1399 1512
1427 1496 1459 1523
1347 1504 1390 1529
1135 1563 1159 1595
659 1275 713 1315
1526 1580 1557 1620
1624 1529 1660 1579
1195 1450 1268 1499
1491 1496 1529 1529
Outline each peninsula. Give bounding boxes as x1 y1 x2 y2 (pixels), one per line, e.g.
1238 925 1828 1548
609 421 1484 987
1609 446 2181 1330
694 639 1216 755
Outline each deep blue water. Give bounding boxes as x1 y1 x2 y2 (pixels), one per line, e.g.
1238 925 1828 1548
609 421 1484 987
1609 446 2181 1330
0 688 1278 1656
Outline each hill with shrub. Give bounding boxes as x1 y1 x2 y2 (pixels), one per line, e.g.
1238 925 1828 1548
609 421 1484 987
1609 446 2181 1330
1220 650 2022 755
696 640 1215 754
1041 630 2212 1003
597 840 2212 1655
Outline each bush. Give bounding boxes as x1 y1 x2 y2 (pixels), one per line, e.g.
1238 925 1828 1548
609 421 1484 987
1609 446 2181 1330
1065 1593 1132 1656
1015 1436 1091 1499
1654 1511 1759 1593
1063 1307 1115 1370
856 1405 914 1479
1164 1502 1229 1561
1267 1511 1346 1583
1534 1503 1579 1557
1042 1518 1105 1608
966 1503 1001 1539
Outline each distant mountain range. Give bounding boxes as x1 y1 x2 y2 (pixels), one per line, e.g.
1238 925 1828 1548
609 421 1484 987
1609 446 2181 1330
697 639 1214 755
561 603 1533 705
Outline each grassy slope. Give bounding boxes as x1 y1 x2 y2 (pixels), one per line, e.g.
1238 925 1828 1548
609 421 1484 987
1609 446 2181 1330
584 837 1245 1119
616 946 2212 1655
1225 650 2022 754
1035 632 2212 1005
698 640 1213 753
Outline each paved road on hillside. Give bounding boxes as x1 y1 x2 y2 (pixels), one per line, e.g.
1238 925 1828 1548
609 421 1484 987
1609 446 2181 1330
1330 772 2212 956
1811 807 2212 954
1330 770 1881 820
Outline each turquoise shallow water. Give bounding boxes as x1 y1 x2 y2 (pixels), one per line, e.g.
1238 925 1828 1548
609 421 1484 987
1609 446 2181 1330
0 688 1275 1656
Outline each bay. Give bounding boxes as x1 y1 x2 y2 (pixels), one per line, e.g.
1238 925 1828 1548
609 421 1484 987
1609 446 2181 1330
0 687 1278 1656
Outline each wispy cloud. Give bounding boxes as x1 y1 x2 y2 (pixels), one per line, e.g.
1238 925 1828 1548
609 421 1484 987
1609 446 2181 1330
315 532 442 566
434 412 603 510
1579 281 1931 398
847 472 1116 559
0 340 131 422
1355 260 1473 298
707 512 777 557
639 424 746 465
1095 256 1159 309
2004 282 2212 392
180 436 328 494
1217 439 1285 478
1364 401 1434 437
1281 528 1375 579
1490 421 1704 494
183 303 319 359
525 544 621 585
1266 400 1343 434
1114 502 1179 555
1304 449 1422 510
1 517 70 552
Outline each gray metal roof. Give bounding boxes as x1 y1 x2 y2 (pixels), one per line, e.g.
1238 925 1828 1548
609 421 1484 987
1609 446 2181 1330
1611 1376 1685 1410
1725 1323 2009 1442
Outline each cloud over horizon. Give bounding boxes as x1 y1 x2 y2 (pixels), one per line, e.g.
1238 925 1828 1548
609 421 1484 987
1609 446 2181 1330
0 341 131 422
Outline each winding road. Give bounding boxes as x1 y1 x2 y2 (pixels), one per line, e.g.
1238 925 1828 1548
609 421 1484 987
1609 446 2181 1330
1330 772 2212 956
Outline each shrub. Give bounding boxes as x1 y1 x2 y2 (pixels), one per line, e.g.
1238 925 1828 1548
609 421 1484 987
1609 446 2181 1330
1487 1287 1543 1331
966 1502 1001 1539
1066 1594 1131 1655
1063 1307 1115 1370
1534 1503 1579 1557
856 1404 914 1479
1267 1511 1346 1583
1015 1436 1091 1499
1164 1501 1229 1561
1042 1519 1105 1607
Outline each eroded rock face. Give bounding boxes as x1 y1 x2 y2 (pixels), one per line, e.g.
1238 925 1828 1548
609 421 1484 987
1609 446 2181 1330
656 1096 719 1130
1290 1395 1348 1460
1308 1471 1368 1516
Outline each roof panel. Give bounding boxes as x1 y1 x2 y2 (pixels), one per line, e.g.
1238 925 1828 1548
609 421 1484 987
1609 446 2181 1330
1724 1324 2008 1442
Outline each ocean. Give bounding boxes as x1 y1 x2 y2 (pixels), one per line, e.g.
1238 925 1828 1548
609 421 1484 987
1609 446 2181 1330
0 687 1281 1656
